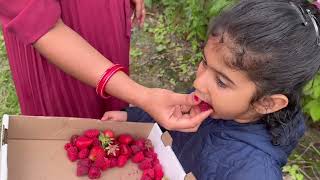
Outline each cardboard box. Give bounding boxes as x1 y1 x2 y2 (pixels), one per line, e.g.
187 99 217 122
1 115 195 180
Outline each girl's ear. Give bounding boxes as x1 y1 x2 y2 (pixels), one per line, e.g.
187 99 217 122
253 94 288 114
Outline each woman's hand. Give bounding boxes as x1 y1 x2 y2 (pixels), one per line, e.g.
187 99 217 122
140 88 213 132
131 0 146 27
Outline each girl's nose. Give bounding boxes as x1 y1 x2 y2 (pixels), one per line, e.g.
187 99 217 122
193 69 208 94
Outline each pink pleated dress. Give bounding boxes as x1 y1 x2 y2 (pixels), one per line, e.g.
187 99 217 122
0 0 132 118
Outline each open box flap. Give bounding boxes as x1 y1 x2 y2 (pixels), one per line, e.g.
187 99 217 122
148 124 187 180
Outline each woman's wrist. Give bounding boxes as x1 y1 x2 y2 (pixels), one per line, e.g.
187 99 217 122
103 71 151 107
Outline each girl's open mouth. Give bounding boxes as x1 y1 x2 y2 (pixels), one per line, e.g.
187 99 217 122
199 101 214 112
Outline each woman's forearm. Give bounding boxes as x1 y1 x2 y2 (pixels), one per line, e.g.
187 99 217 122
34 19 149 106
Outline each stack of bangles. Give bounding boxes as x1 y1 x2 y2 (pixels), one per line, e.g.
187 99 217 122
96 64 127 99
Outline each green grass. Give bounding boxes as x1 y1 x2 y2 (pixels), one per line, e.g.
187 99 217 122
0 30 20 119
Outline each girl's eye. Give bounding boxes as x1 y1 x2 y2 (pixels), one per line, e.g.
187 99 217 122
216 76 227 88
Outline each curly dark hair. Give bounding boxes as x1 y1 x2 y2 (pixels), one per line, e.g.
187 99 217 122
207 0 320 146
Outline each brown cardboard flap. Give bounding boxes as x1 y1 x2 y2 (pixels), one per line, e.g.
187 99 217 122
185 172 197 180
8 139 142 180
8 115 153 140
161 131 173 147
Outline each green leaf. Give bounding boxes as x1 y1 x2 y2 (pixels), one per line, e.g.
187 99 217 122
310 102 320 121
145 0 153 9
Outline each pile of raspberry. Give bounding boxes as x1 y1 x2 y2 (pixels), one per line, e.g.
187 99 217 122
64 129 164 180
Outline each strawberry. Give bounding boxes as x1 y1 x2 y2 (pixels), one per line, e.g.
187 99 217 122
64 142 72 150
132 151 144 163
103 129 115 138
88 166 101 179
118 134 133 145
130 145 141 154
117 155 128 167
89 146 106 161
84 129 100 138
120 144 132 157
106 144 120 158
199 101 212 112
154 164 164 179
109 157 118 168
93 156 108 170
70 135 79 145
143 168 155 179
76 136 93 150
76 165 89 176
78 148 89 159
67 146 78 162
138 159 152 170
99 132 113 149
77 158 92 167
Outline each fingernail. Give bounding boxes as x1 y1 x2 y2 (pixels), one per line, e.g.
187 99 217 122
194 95 199 102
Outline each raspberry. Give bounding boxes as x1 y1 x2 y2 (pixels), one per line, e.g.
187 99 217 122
64 143 72 150
67 146 78 162
77 158 92 167
117 155 128 167
76 165 89 176
78 148 89 159
132 151 145 163
88 166 101 179
138 159 152 170
143 168 155 179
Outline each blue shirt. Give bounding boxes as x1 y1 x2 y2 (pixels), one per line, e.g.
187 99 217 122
125 107 305 180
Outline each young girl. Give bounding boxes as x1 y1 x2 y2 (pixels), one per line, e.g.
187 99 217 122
102 0 320 179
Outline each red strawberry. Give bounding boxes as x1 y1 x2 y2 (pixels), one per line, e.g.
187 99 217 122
77 158 92 167
117 155 128 167
143 168 155 179
64 142 72 150
138 159 152 170
199 101 212 112
70 135 79 145
106 144 120 158
109 157 118 168
118 134 133 145
93 156 108 171
92 138 101 147
103 129 115 138
88 166 101 179
76 165 89 176
76 136 93 150
89 146 106 161
78 148 90 159
154 164 164 179
67 146 78 162
84 129 100 138
120 144 132 157
130 145 142 154
132 151 144 163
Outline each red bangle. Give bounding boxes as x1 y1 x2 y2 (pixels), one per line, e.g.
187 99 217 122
96 64 126 99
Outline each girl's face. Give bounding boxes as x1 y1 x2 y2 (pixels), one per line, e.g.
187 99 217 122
193 37 261 123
